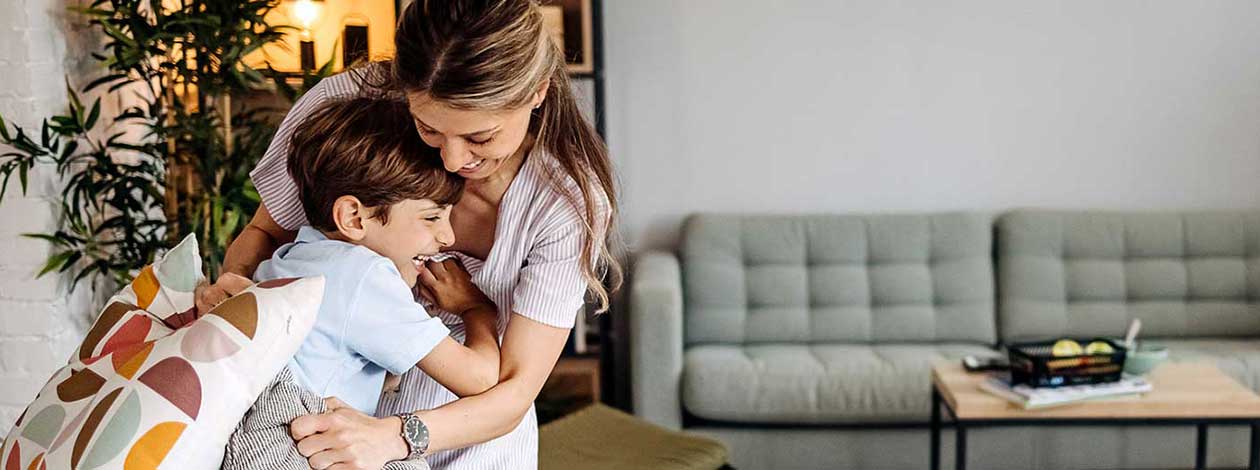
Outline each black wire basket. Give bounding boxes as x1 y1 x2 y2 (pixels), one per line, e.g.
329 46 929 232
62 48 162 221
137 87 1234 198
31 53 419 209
1007 338 1127 388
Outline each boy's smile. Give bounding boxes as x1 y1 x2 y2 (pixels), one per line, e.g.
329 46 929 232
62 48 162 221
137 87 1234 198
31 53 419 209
359 199 455 287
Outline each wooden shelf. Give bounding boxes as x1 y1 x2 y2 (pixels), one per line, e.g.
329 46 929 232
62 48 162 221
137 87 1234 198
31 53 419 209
540 0 594 74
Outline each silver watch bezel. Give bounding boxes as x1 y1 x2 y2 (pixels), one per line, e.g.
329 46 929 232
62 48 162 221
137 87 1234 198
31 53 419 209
397 412 429 459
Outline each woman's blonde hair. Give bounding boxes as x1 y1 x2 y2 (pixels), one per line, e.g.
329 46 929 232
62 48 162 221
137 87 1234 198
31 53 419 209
377 0 621 312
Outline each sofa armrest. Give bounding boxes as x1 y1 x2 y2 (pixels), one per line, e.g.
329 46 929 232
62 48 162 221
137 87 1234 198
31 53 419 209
630 250 684 429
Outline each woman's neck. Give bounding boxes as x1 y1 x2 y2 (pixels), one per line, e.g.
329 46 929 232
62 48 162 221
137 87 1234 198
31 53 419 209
463 133 533 206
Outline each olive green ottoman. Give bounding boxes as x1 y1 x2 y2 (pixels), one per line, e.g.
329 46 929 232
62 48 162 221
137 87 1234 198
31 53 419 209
539 404 729 470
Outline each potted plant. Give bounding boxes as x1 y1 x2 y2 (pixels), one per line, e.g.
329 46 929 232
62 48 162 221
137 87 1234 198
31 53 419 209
0 0 323 291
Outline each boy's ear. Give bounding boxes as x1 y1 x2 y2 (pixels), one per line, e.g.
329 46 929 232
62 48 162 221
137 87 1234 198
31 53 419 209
331 195 370 240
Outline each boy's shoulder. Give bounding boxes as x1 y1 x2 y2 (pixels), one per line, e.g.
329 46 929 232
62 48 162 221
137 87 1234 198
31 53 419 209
259 226 397 289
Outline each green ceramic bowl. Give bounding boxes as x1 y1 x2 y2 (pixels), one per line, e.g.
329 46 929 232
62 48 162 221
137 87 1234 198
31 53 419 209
1123 344 1169 376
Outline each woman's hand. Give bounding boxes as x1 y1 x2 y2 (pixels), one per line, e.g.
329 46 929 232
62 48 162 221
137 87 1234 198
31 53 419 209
291 397 410 470
416 259 495 316
193 272 254 315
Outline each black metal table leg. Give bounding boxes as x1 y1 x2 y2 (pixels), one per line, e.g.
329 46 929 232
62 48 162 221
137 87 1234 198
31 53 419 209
931 387 941 470
955 423 967 470
1250 422 1259 470
1195 423 1207 470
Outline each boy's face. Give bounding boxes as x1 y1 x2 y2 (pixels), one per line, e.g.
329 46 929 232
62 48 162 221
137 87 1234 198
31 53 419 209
359 199 455 287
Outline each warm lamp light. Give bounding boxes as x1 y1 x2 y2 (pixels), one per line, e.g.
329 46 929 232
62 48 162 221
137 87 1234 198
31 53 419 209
290 0 320 71
293 0 320 31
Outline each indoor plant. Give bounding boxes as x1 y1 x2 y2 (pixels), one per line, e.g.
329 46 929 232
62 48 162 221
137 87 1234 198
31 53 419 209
0 0 314 290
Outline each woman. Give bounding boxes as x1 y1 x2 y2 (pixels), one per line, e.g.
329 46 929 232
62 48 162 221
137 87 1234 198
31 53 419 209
199 0 620 468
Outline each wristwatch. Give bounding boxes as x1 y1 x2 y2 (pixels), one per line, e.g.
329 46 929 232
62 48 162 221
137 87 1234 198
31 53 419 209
396 412 429 460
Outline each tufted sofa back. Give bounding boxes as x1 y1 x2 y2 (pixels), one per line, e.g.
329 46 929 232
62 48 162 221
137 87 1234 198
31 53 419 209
680 213 996 346
998 211 1260 341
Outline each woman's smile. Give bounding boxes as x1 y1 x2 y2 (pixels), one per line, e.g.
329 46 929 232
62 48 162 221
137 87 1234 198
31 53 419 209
458 158 487 175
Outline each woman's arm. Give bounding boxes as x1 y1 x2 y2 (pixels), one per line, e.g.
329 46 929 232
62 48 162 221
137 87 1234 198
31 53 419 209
416 312 569 451
223 204 297 277
291 313 570 464
195 204 297 313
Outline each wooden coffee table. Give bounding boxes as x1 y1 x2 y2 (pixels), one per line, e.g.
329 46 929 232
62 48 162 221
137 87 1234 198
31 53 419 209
930 362 1260 470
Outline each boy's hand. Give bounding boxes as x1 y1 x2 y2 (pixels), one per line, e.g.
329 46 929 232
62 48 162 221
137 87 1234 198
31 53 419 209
194 272 253 316
416 259 495 316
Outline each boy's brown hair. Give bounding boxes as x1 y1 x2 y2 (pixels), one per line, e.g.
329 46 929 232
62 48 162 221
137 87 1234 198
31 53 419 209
287 96 463 232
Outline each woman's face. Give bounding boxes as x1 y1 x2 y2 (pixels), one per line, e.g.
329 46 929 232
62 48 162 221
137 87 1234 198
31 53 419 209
406 91 538 181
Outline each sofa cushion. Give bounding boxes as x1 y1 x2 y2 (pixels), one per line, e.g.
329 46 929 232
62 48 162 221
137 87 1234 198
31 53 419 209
998 211 1260 341
681 213 996 345
681 343 997 424
1145 339 1260 391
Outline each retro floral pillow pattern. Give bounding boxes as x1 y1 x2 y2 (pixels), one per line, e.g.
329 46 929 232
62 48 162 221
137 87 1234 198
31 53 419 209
1 235 323 470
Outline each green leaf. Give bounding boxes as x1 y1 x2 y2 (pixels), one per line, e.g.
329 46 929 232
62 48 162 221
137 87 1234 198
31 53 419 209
69 6 115 18
52 229 87 245
0 113 10 141
84 73 129 92
317 54 336 76
218 208 242 243
65 79 83 116
37 250 74 277
59 140 80 163
98 21 137 47
242 183 259 203
84 99 101 130
21 233 73 247
71 262 98 288
0 172 11 202
107 142 149 152
59 251 83 273
115 109 146 121
18 163 28 193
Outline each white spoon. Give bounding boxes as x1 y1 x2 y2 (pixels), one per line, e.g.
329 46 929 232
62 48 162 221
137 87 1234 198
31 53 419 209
1123 319 1142 351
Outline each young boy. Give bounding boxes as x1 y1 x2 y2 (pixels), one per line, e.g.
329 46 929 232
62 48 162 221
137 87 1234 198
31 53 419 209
221 97 499 470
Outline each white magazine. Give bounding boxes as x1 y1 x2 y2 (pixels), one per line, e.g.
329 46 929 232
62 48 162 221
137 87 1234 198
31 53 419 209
979 375 1153 409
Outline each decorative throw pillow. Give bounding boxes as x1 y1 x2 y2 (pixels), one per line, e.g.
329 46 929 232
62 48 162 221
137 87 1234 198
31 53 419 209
0 234 323 470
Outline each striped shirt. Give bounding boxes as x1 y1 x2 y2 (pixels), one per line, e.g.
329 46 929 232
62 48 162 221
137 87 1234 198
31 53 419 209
250 70 600 469
223 367 429 470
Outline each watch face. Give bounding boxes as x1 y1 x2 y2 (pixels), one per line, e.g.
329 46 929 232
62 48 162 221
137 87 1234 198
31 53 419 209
404 415 429 451
405 418 420 439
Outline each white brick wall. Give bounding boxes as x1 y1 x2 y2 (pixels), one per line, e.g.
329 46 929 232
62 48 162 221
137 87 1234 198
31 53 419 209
0 0 96 435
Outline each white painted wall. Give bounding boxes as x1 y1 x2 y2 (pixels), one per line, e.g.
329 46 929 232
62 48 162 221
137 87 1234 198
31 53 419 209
604 0 1260 250
4 0 1260 433
0 0 95 435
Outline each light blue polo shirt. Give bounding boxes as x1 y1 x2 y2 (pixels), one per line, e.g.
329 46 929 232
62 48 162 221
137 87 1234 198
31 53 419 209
255 226 450 413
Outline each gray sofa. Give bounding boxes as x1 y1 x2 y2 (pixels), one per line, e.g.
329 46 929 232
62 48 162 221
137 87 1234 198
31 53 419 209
630 210 1260 469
